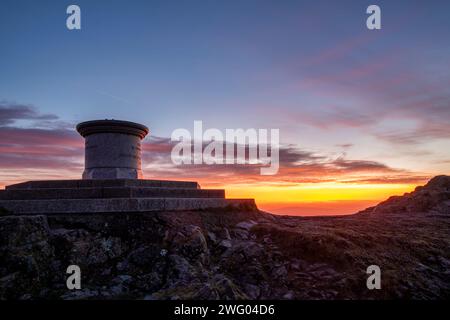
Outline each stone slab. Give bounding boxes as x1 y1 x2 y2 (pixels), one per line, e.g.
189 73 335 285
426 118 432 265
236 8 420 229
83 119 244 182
0 187 225 200
6 179 200 190
0 198 256 214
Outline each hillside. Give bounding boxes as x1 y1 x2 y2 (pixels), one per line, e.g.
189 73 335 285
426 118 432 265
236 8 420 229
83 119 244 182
0 176 449 300
358 175 450 215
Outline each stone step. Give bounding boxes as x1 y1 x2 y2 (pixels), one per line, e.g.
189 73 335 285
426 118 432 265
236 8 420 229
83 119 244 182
0 187 224 200
6 179 200 190
0 198 256 214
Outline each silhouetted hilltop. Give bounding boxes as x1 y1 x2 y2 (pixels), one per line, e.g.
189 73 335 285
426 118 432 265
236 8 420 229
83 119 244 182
358 175 450 215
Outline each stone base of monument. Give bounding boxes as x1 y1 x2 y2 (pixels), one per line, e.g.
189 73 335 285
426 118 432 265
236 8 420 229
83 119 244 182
0 179 256 214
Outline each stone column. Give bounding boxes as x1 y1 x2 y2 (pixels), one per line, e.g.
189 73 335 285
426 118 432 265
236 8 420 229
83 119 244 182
76 120 149 179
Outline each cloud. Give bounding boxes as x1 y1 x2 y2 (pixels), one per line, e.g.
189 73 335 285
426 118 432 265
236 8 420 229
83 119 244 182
336 143 353 149
0 127 83 171
374 120 450 145
141 136 427 186
340 176 429 185
0 126 427 187
0 104 83 183
0 104 429 188
0 102 58 125
275 41 450 147
331 158 390 172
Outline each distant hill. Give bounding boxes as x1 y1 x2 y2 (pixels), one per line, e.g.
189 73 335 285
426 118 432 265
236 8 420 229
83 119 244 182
358 175 450 215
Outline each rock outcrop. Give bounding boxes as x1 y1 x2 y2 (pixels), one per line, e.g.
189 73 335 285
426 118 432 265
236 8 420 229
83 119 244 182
1 176 449 300
358 175 450 215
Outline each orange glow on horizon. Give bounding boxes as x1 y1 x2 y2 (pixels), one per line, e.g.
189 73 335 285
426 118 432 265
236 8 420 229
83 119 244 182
203 182 417 215
1 177 419 216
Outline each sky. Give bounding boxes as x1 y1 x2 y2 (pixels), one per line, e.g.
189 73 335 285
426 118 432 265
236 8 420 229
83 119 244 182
1 0 450 215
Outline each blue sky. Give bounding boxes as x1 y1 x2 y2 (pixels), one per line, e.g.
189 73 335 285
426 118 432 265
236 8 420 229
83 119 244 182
2 0 448 134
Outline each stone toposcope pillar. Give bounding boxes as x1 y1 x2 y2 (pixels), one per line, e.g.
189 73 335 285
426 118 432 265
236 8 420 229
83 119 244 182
76 120 149 179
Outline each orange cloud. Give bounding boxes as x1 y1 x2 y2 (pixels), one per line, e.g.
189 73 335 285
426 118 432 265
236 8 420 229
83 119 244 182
0 104 432 215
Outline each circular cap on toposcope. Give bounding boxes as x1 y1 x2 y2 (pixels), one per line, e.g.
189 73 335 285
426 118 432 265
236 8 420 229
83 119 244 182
76 119 149 139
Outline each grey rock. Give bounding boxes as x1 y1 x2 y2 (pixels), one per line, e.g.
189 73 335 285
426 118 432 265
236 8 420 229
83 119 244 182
0 176 449 300
235 220 257 231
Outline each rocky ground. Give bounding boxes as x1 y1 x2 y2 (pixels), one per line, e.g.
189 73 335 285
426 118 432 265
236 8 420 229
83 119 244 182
0 176 449 300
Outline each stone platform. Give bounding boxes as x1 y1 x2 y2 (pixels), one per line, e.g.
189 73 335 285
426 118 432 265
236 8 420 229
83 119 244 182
0 179 256 214
5 179 200 190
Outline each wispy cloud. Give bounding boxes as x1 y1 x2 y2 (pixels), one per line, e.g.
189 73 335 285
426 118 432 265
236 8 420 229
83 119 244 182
141 136 428 187
0 102 58 125
280 48 450 147
0 104 83 185
0 103 432 189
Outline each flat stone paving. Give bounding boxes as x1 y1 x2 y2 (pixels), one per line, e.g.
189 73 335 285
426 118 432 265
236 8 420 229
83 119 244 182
0 179 257 214
0 187 225 200
0 198 256 214
6 179 200 190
